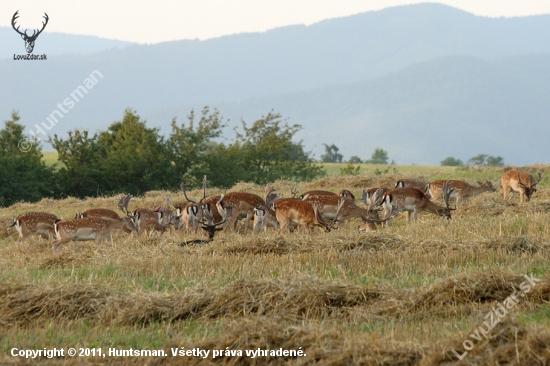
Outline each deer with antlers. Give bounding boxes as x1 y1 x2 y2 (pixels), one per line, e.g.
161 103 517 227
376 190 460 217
273 198 345 233
252 185 283 234
501 170 543 203
358 188 401 231
180 178 224 227
117 194 167 236
381 181 456 224
180 207 233 245
216 187 267 233
52 216 136 254
426 180 496 207
9 212 59 242
12 11 49 53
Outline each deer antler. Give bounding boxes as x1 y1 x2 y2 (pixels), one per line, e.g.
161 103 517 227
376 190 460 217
180 182 196 203
362 204 400 224
442 181 456 211
117 194 133 216
290 188 298 198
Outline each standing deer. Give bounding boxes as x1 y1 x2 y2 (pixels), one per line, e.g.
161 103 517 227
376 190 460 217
53 217 136 254
9 212 59 242
381 181 455 224
501 171 542 203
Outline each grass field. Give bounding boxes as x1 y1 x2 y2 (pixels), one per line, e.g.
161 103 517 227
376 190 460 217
1 166 549 365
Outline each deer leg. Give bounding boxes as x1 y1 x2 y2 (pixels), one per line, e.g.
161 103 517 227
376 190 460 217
52 238 72 255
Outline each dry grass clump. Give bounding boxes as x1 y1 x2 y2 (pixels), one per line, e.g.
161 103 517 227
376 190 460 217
1 273 547 328
207 236 311 255
430 321 550 365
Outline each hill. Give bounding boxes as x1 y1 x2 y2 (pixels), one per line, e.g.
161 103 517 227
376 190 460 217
148 54 550 166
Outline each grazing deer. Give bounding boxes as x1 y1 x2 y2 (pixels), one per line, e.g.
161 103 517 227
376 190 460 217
501 171 543 203
381 182 455 224
117 194 165 236
394 179 426 192
174 203 200 233
52 216 136 254
74 208 121 220
302 194 369 224
180 207 233 246
253 185 283 234
299 190 336 199
358 189 400 231
338 189 356 200
9 212 58 242
273 198 345 233
426 180 496 207
154 198 180 233
180 179 223 226
216 190 266 233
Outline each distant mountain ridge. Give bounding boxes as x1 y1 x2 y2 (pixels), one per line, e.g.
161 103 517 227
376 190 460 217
146 54 550 166
1 3 550 164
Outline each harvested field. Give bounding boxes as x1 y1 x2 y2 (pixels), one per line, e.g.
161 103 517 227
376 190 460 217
1 166 549 365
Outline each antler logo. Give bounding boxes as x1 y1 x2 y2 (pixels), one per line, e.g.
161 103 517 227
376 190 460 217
12 11 49 54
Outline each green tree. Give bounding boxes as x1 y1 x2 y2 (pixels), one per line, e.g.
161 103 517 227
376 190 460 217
50 130 104 198
97 108 173 194
167 107 225 187
348 155 363 164
320 144 343 163
0 111 54 206
468 154 488 166
440 156 463 166
367 148 389 164
485 156 505 167
230 111 324 185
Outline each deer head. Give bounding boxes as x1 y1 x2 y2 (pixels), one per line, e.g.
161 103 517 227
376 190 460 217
517 172 542 202
12 11 49 54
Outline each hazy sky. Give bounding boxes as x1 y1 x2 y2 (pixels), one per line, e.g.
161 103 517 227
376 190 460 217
2 0 550 43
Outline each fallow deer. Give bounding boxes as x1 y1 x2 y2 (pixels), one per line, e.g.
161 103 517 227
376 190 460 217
180 207 233 246
74 208 121 220
299 190 336 199
381 182 455 224
216 190 266 233
180 178 223 226
273 198 345 233
117 194 165 236
9 212 59 242
252 185 283 234
426 180 496 207
501 170 543 203
52 216 136 254
394 179 426 192
302 194 369 224
358 189 400 231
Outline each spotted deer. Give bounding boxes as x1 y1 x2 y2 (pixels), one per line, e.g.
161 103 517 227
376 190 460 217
273 198 345 233
501 170 542 203
117 194 165 236
381 182 455 224
53 216 135 254
9 212 59 242
426 180 496 207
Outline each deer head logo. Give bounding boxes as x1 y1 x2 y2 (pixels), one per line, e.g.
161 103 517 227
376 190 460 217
12 11 49 54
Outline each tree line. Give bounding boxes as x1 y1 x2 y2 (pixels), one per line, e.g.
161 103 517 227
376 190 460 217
0 108 324 206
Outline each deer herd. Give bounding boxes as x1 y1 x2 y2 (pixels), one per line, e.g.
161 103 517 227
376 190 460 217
7 170 543 254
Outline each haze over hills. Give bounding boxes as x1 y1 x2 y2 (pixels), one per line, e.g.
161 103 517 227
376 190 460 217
147 54 550 166
1 3 550 164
